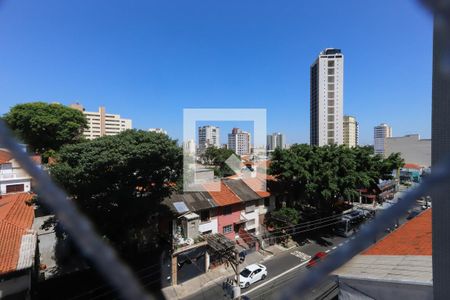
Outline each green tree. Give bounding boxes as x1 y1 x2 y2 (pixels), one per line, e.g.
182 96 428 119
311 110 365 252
201 146 239 177
3 102 88 155
50 130 182 253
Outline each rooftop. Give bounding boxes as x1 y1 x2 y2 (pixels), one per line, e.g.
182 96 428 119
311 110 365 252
223 179 261 202
203 181 241 206
0 193 36 275
0 150 12 164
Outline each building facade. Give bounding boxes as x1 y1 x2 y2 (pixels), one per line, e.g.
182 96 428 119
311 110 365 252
374 123 392 155
310 48 344 146
198 126 220 153
228 128 251 156
70 103 132 140
384 134 431 167
267 133 286 150
343 116 358 148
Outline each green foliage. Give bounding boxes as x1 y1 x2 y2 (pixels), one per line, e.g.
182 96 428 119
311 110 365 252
201 146 240 177
271 207 299 227
269 144 404 213
50 130 182 252
3 102 88 154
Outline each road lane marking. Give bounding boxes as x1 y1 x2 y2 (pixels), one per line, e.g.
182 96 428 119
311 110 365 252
332 246 337 250
325 249 331 253
241 260 309 296
339 243 343 247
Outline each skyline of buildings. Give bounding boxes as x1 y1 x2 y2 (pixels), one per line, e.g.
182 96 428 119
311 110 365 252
374 123 393 155
148 128 167 135
310 48 344 146
343 115 359 148
69 103 132 140
267 132 286 151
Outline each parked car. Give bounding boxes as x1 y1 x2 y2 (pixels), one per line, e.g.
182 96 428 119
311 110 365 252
406 210 421 220
239 264 267 288
307 251 327 268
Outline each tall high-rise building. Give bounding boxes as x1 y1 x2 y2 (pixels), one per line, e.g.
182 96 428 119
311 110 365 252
228 128 251 155
374 123 392 155
343 116 358 148
198 125 220 152
310 48 344 146
70 103 132 140
267 133 286 150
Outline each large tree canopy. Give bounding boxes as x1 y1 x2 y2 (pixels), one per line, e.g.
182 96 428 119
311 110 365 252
3 102 87 154
270 144 404 213
50 130 182 251
200 146 239 177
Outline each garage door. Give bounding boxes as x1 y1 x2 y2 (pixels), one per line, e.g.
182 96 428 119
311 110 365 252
6 184 25 193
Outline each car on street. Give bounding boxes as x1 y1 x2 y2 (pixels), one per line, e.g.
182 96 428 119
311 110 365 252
307 251 327 268
239 264 267 288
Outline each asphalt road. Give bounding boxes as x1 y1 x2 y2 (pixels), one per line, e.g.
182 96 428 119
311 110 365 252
184 199 425 300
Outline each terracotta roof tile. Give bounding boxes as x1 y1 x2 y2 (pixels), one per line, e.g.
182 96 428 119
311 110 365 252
242 177 270 198
0 193 35 274
363 209 431 256
203 181 241 206
0 150 12 164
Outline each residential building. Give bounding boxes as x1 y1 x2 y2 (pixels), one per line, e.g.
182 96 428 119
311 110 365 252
384 134 431 167
198 126 220 153
148 128 167 135
0 193 37 299
334 209 432 299
374 123 392 155
228 128 251 156
310 48 344 146
70 103 132 140
267 133 286 150
343 116 358 148
0 149 38 195
183 139 196 155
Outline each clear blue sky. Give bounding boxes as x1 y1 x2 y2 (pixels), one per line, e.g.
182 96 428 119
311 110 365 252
0 0 433 145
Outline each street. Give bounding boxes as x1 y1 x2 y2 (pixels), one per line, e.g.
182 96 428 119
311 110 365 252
184 197 424 300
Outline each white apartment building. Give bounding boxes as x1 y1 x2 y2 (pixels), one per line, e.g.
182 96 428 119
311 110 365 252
374 123 392 155
0 149 35 195
310 48 344 146
343 116 359 148
267 133 286 150
228 128 251 156
198 126 220 152
70 103 132 140
148 128 167 135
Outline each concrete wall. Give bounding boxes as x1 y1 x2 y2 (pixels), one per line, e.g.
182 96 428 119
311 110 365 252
385 134 431 167
0 272 31 299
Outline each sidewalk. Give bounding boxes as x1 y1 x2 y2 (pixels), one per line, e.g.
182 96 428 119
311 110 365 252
161 245 295 300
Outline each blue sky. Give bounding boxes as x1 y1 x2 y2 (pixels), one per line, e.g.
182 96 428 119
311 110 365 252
0 0 433 145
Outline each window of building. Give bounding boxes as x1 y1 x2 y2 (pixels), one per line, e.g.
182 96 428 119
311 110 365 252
328 139 334 145
245 204 255 213
328 84 334 90
328 100 335 106
223 225 233 234
328 61 335 67
328 91 334 98
200 210 210 222
223 206 232 215
328 69 335 75
328 116 334 121
328 131 334 137
328 123 334 130
328 76 334 83
328 108 334 114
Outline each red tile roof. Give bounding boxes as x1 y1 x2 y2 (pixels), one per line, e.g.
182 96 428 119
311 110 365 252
203 181 241 206
0 150 12 164
0 193 35 274
242 177 270 198
403 163 422 170
363 209 431 256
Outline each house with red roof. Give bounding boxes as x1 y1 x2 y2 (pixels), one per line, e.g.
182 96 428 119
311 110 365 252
0 149 40 195
0 192 37 299
334 209 432 299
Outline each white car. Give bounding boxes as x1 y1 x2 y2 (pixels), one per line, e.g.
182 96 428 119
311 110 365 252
239 264 267 288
